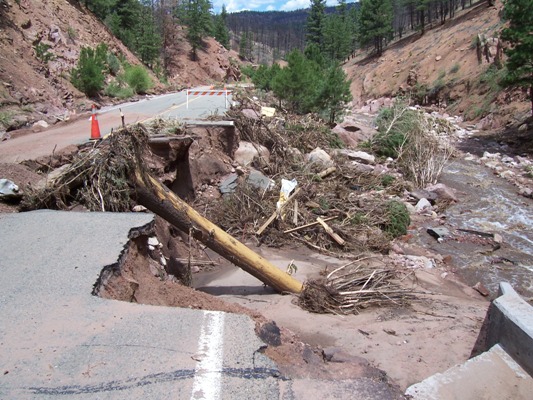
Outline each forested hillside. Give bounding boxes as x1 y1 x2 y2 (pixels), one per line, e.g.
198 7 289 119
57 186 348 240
227 0 485 63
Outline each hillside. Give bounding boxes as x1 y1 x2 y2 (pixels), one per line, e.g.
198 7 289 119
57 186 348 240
345 0 530 128
0 0 239 132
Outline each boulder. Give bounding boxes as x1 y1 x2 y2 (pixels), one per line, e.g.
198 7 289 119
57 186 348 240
336 149 375 165
425 183 458 202
332 117 376 148
306 147 334 169
234 141 270 167
241 108 260 120
246 169 273 191
415 198 432 213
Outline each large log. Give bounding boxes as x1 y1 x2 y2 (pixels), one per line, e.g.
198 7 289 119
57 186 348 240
132 169 303 294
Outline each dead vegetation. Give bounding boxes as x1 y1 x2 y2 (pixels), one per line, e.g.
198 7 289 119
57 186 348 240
18 109 420 313
299 257 418 315
207 91 412 255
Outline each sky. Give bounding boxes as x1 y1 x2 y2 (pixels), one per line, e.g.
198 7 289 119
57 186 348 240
212 0 342 14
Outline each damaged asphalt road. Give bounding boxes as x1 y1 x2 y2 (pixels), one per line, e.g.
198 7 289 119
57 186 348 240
0 210 403 399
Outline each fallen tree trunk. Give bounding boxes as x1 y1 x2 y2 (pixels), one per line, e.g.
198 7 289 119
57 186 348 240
132 169 303 294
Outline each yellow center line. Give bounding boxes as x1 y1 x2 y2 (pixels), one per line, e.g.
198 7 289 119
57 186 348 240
139 96 202 124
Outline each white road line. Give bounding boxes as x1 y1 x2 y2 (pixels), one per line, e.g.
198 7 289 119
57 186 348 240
190 311 225 400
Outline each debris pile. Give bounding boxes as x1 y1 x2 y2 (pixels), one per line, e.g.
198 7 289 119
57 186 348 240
207 91 413 254
299 258 417 315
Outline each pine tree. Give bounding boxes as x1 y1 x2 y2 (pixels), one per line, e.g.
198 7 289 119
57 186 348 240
136 1 161 68
500 0 533 115
181 0 213 60
322 1 352 62
357 0 394 56
306 0 326 49
239 31 254 61
272 50 320 113
318 62 352 124
213 5 230 49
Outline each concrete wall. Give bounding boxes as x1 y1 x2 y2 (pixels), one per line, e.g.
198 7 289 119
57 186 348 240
485 282 533 376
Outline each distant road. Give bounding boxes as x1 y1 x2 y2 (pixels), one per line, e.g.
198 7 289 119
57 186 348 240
0 87 232 163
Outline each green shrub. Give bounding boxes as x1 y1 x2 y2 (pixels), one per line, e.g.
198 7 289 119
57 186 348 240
450 63 460 74
104 82 134 99
107 52 121 76
71 44 108 97
34 42 55 63
373 105 419 158
382 200 410 238
124 65 152 94
0 111 12 128
381 174 395 187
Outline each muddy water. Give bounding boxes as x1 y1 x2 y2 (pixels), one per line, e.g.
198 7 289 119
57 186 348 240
425 158 533 299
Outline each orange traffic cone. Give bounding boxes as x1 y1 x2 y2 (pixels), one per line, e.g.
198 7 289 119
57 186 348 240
90 105 101 140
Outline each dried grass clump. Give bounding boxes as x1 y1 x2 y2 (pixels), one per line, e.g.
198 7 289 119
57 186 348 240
21 127 148 212
298 259 417 315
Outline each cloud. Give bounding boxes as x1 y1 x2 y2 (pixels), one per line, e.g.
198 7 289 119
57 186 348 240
213 0 277 12
280 0 309 11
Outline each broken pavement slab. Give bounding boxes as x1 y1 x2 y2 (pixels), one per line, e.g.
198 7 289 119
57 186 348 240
0 210 405 399
0 211 280 399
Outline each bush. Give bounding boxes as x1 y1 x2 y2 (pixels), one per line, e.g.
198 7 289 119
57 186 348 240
124 65 152 94
71 44 108 97
104 82 134 99
34 42 55 63
450 63 460 74
107 52 121 76
382 200 410 238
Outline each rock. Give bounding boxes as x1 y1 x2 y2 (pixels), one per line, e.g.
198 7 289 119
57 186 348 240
415 198 432 212
336 149 375 164
246 169 273 191
482 151 500 159
435 56 442 61
241 108 260 120
405 255 434 269
427 227 450 241
410 189 437 202
0 179 21 200
499 170 515 179
518 123 528 132
256 321 281 347
132 205 147 212
493 233 503 243
349 161 374 174
306 147 334 169
425 183 458 202
390 243 405 255
219 173 238 194
32 120 49 132
404 202 416 215
148 237 160 247
234 141 270 167
518 187 533 198
473 282 490 297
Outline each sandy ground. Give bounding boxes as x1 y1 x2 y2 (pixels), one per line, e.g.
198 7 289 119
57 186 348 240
191 244 488 390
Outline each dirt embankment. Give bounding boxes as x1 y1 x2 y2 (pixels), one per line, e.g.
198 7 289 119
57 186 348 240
0 0 239 132
345 0 531 129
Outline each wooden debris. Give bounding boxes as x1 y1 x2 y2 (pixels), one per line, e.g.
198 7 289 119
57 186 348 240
316 217 345 246
317 166 337 179
256 188 301 235
283 216 338 234
133 169 304 294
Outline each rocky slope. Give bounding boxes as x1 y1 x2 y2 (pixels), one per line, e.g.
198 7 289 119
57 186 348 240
345 0 530 130
0 0 239 132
